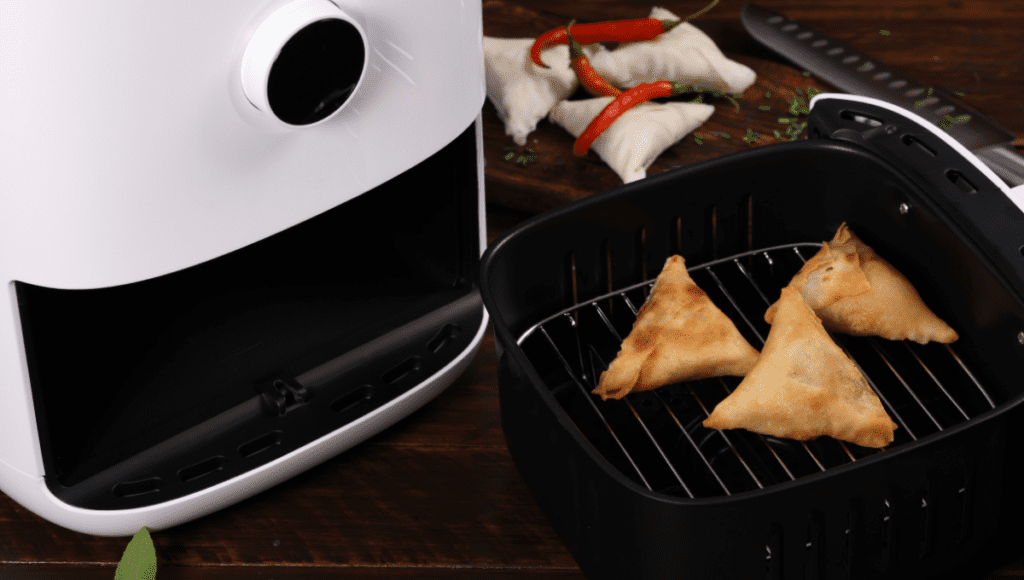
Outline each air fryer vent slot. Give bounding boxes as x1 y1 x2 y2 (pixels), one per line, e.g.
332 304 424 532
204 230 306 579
239 431 284 459
902 135 936 158
112 477 162 498
427 324 462 353
516 243 998 499
840 110 883 127
331 385 372 414
178 456 225 483
382 356 422 385
946 170 978 194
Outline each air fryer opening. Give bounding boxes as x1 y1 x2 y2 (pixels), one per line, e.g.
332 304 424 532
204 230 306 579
18 123 481 509
267 18 365 125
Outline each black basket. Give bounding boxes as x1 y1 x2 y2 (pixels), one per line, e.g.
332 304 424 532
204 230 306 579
479 98 1024 579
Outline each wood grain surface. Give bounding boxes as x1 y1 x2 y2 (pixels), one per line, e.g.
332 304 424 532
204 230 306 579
2 1 1024 578
483 0 1024 213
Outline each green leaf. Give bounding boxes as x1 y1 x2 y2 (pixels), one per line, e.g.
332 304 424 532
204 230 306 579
694 134 703 144
504 152 514 161
806 87 821 99
879 29 891 35
778 117 792 124
689 95 704 103
765 91 771 98
802 71 811 76
773 129 783 139
115 528 157 580
719 132 731 139
759 105 771 111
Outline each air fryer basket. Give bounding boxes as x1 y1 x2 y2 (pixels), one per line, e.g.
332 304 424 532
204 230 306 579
480 98 1024 579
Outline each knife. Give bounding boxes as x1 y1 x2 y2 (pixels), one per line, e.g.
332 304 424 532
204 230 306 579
741 3 1024 187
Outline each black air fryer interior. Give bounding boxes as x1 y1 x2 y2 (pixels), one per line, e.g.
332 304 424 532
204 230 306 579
18 122 482 510
481 101 1024 579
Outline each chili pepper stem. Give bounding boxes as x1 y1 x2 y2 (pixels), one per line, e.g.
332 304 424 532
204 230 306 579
684 0 720 22
659 19 683 32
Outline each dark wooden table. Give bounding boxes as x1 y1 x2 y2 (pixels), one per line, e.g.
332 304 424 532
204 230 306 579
2 1 1023 578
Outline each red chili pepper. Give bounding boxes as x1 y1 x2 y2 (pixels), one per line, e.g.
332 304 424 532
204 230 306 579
530 18 680 69
574 81 690 157
529 0 721 68
566 21 620 98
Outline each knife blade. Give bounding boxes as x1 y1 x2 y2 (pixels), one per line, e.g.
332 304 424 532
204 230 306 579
741 3 1024 187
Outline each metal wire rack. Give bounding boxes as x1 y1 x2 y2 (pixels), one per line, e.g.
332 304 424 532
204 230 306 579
516 243 997 499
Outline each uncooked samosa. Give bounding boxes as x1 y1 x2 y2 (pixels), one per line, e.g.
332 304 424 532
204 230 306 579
484 36 606 146
587 7 757 95
765 223 958 344
705 286 897 448
549 97 714 183
592 255 760 400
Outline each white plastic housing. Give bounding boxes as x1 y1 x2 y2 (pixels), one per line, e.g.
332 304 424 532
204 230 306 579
0 0 486 536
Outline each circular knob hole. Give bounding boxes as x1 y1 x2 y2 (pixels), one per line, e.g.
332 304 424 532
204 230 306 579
268 18 365 125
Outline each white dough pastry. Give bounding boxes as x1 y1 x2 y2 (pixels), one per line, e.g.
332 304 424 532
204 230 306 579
484 36 606 146
588 7 757 95
548 97 714 183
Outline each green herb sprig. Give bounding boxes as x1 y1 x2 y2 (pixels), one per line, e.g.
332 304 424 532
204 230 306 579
939 114 970 130
115 528 157 580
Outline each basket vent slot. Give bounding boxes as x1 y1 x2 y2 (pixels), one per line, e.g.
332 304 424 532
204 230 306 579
635 227 648 297
239 430 283 459
567 250 578 310
902 135 936 158
112 477 161 498
918 490 934 557
178 456 225 483
954 465 973 544
427 324 462 353
766 523 783 580
383 356 422 385
331 385 373 414
674 216 683 254
881 498 892 547
946 170 977 194
840 110 883 127
843 509 854 578
601 238 614 315
805 511 824 580
705 204 718 259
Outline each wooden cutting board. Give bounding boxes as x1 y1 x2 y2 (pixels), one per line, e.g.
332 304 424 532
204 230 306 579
481 0 837 214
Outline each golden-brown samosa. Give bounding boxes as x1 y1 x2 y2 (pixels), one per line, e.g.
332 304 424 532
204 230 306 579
592 255 760 400
765 223 958 344
705 286 897 448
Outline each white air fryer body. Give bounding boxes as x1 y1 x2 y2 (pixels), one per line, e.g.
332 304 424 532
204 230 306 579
0 0 486 536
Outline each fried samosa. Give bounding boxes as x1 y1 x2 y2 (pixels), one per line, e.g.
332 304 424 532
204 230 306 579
704 286 898 448
765 223 958 344
592 255 760 400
